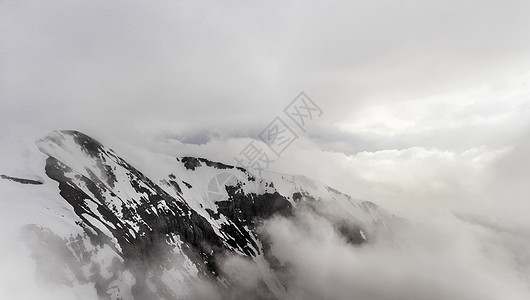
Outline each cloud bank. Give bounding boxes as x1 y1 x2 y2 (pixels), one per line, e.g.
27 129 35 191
220 203 530 300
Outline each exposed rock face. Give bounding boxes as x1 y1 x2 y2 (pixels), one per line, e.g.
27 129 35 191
27 130 387 299
0 174 43 185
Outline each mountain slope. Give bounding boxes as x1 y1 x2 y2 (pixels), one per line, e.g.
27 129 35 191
3 130 389 299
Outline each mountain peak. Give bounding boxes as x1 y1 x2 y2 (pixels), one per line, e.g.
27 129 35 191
17 130 388 299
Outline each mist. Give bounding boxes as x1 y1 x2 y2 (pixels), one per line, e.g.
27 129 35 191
207 201 530 300
261 205 530 300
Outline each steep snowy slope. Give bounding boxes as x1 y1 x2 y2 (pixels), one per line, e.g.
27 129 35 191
1 130 389 299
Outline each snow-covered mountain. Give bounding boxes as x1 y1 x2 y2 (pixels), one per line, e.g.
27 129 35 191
0 130 390 299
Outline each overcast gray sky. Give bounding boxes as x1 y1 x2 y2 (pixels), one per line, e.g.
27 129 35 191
2 0 530 226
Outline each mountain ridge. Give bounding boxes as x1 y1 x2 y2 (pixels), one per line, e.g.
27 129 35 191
9 130 389 299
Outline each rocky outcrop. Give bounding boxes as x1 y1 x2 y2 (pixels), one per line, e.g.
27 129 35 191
0 174 43 185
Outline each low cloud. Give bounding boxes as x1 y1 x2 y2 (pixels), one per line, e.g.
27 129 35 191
0 232 98 300
1 185 529 300
256 204 530 300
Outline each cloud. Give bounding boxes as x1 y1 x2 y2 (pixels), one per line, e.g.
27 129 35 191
2 196 529 300
0 232 98 300
258 204 530 300
2 0 530 140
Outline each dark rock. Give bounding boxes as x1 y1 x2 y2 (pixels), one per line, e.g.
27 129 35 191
181 157 201 170
182 181 192 188
0 174 43 185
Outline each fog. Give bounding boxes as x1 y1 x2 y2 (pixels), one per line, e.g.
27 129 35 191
2 200 530 299
259 205 530 300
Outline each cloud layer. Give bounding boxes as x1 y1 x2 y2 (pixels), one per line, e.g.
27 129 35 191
254 205 530 300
